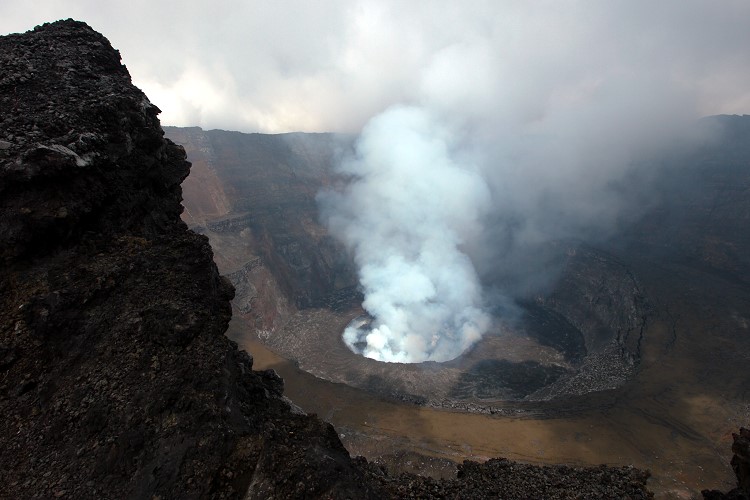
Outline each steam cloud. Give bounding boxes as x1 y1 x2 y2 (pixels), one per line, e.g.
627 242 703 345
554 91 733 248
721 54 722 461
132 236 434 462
322 106 491 362
315 3 744 363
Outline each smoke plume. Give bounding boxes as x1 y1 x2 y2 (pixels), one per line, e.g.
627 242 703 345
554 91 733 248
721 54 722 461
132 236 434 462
321 106 491 362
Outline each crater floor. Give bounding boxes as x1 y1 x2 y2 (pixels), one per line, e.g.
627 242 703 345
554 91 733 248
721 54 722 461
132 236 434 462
259 301 633 412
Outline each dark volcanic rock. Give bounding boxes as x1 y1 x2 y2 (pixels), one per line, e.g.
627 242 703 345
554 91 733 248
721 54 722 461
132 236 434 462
0 20 378 499
735 428 750 497
704 428 750 499
0 19 653 499
363 457 652 500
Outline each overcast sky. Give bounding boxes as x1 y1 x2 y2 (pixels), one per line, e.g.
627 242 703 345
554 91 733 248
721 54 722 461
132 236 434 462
2 1 750 133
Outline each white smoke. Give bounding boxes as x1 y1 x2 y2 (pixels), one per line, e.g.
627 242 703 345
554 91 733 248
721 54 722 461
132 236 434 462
321 106 491 362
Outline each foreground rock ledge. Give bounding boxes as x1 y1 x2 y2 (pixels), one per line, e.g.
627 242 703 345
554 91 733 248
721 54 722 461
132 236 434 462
0 20 653 499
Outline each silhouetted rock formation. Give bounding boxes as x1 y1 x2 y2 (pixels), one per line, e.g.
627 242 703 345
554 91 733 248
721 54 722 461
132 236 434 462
704 428 750 499
0 20 653 499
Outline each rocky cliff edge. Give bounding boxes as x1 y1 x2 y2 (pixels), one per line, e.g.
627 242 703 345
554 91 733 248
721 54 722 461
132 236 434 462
0 19 377 499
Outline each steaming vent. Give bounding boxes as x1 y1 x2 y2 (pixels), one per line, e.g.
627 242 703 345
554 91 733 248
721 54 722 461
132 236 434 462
342 314 375 354
321 106 491 364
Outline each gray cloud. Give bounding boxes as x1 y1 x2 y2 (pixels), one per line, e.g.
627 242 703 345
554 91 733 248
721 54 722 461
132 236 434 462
2 1 750 133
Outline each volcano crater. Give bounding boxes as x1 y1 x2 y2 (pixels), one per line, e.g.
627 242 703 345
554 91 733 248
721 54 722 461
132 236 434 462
259 244 646 413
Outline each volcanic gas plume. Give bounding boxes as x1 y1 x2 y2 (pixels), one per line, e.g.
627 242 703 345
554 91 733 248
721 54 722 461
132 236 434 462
315 3 738 364
321 106 490 362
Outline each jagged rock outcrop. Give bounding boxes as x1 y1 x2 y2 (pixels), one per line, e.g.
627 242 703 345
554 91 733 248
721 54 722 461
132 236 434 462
0 20 653 499
735 428 750 497
704 428 750 499
0 20 378 499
